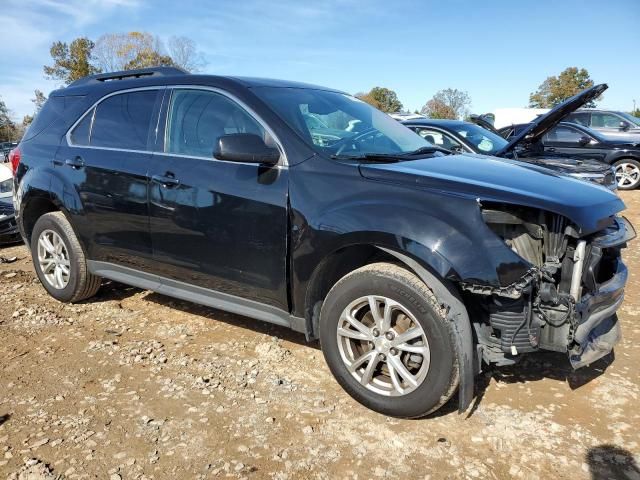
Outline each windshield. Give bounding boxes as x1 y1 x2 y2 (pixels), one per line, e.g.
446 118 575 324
447 123 509 155
252 87 430 157
618 112 640 127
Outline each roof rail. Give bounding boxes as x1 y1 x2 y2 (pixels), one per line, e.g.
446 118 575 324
68 66 188 87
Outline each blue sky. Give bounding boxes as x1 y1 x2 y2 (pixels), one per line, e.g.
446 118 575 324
1 0 639 120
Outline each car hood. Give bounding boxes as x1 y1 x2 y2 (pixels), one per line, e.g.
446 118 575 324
520 155 612 174
495 84 609 157
359 153 624 235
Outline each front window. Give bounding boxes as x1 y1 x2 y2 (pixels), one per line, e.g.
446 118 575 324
252 87 429 157
591 112 624 128
165 89 269 158
413 127 464 151
447 123 509 155
618 112 640 127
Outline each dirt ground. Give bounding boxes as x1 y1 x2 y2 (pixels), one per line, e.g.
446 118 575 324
1 192 639 480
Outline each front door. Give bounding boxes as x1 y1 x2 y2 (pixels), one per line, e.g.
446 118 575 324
542 125 608 162
147 88 289 310
56 88 163 269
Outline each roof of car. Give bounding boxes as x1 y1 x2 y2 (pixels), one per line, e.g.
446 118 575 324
57 67 343 97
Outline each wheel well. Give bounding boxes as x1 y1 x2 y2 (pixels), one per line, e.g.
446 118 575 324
304 245 402 338
22 197 59 242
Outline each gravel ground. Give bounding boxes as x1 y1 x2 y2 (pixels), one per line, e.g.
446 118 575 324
1 192 639 480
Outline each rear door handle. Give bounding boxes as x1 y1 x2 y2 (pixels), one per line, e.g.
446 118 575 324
152 174 180 188
546 147 556 152
65 157 85 169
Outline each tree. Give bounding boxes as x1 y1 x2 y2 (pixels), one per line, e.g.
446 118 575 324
32 90 47 112
168 36 206 72
124 50 174 70
420 88 471 120
93 32 203 72
631 109 640 119
43 37 100 84
356 87 403 113
529 67 598 108
0 97 18 142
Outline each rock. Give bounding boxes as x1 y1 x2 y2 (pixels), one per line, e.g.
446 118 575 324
302 425 314 435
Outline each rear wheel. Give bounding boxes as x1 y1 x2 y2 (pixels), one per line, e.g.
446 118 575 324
31 212 101 302
319 263 459 418
614 159 640 190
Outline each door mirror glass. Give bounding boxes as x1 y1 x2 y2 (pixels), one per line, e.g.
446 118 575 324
214 133 280 164
578 136 591 146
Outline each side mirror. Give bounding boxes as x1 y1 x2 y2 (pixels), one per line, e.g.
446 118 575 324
214 133 280 164
578 136 591 146
620 121 630 131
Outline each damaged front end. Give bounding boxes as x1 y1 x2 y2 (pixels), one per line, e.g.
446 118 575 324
464 203 635 369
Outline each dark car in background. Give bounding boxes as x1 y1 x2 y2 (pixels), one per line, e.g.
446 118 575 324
10 68 635 418
403 85 617 190
500 121 640 190
0 163 20 244
1 142 18 162
565 109 640 140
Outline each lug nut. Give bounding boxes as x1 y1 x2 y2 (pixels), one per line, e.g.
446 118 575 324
390 348 399 356
385 331 394 340
372 328 380 337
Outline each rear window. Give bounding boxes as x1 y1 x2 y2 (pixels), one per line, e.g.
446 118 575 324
22 96 65 141
77 90 158 150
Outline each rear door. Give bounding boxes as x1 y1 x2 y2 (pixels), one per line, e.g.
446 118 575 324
56 88 163 268
147 87 289 310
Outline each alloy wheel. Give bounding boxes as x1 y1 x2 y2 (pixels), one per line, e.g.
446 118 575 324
336 295 430 396
37 229 71 290
615 162 640 188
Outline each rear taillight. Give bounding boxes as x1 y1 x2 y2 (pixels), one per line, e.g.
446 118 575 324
8 148 21 175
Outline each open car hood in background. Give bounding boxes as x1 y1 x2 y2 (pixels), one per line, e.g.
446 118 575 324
493 83 608 157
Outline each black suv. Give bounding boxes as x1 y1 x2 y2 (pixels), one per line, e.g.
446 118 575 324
12 68 635 418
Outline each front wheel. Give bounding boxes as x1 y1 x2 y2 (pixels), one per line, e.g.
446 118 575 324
319 263 459 418
614 159 640 190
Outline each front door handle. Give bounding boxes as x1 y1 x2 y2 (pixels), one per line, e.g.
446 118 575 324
65 156 85 169
152 174 180 188
546 147 556 153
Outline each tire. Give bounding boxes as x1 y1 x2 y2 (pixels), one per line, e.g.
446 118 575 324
613 159 640 190
30 212 101 302
319 262 459 418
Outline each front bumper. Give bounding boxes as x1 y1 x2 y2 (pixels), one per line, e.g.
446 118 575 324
568 216 634 368
0 213 20 245
569 259 626 368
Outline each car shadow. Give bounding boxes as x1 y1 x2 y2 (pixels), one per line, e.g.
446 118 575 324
86 281 615 419
89 280 315 349
587 445 640 479
462 350 614 419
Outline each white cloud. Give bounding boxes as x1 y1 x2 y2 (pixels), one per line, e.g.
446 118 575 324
0 0 142 119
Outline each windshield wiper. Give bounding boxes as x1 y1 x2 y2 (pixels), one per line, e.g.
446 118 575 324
399 146 452 156
330 153 404 162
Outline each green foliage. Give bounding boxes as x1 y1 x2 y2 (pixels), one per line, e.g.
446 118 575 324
43 37 101 85
0 97 19 142
124 50 175 70
529 67 598 108
356 87 403 113
421 88 471 120
631 108 640 118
